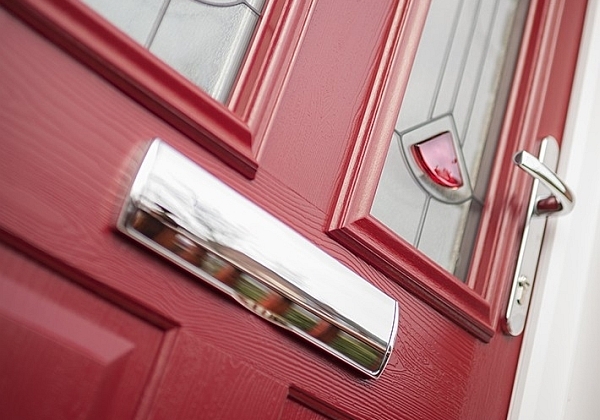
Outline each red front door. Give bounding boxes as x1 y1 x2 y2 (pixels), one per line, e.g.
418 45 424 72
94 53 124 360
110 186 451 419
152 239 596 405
0 0 587 419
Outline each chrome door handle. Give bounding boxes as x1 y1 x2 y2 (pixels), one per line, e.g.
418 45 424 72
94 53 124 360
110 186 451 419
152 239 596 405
505 136 574 336
513 143 574 216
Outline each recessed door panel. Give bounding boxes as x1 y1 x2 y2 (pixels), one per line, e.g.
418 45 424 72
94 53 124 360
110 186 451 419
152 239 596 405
0 244 167 420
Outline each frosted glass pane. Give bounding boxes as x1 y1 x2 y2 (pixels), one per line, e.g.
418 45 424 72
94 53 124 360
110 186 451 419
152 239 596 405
417 200 470 273
81 0 266 103
461 0 519 180
432 1 481 117
82 0 165 45
451 1 498 142
372 0 527 279
372 133 427 242
149 1 260 102
394 1 463 132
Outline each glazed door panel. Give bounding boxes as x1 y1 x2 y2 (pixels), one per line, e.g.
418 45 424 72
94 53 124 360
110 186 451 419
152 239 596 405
0 0 587 419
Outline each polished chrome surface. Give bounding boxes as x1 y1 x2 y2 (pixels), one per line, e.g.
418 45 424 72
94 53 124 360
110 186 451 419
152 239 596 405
513 139 575 216
118 139 399 377
506 136 574 335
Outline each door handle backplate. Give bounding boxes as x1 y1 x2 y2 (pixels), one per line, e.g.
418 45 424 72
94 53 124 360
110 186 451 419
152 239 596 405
505 135 574 336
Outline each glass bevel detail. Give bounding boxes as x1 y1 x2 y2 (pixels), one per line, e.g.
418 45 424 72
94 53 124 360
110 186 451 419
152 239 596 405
394 0 465 133
198 0 265 15
399 115 472 205
417 200 470 273
148 0 259 102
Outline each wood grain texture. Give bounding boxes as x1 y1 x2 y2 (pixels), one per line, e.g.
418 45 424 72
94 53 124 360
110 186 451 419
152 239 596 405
146 331 288 420
0 1 587 418
282 388 353 420
0 0 258 177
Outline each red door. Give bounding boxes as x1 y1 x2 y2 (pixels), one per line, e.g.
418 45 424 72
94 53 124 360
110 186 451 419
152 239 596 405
0 0 587 419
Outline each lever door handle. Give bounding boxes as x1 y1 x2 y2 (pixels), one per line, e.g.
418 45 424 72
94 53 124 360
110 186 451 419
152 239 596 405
514 140 574 216
505 135 575 336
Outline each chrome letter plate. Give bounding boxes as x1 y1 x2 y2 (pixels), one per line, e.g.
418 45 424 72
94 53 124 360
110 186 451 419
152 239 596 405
118 140 399 377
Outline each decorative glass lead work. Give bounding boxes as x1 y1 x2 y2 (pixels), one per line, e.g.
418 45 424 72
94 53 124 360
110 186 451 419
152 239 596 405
82 0 266 102
372 0 524 277
401 115 472 204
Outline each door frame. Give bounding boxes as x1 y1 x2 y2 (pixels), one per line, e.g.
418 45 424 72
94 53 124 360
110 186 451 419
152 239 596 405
509 0 600 417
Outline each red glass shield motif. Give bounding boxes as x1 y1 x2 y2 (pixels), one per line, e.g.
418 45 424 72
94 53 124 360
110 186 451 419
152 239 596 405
411 131 463 189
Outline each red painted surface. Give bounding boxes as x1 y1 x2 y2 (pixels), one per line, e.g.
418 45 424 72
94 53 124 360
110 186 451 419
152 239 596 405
0 0 587 419
0 244 165 420
1 0 311 179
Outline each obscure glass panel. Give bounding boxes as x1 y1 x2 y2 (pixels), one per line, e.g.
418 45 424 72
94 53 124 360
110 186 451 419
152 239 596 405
418 200 470 271
372 132 427 243
149 1 260 102
82 0 165 44
372 0 528 277
82 0 266 103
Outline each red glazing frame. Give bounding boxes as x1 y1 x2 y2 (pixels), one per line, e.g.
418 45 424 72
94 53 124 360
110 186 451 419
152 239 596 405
328 0 586 341
0 0 313 179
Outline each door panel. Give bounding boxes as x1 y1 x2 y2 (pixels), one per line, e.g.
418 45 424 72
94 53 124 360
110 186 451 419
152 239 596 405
1 0 308 179
0 0 587 419
0 244 166 420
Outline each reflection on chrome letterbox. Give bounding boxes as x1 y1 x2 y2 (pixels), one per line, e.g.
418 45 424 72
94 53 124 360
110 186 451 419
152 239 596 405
117 139 399 377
